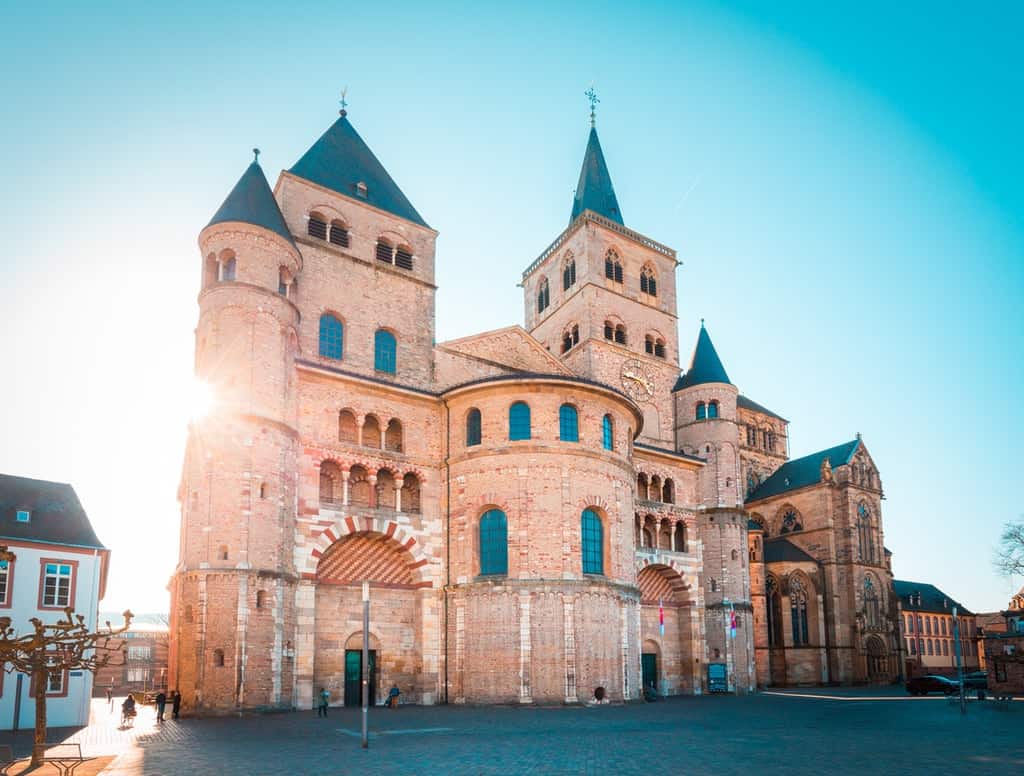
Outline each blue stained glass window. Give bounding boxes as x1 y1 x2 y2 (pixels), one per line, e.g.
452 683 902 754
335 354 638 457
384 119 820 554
374 329 396 373
509 402 531 440
602 415 613 451
559 404 579 442
318 314 343 360
479 509 508 575
466 408 482 446
696 402 706 420
581 509 603 575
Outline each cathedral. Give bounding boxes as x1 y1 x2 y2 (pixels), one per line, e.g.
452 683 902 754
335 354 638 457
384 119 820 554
169 102 902 712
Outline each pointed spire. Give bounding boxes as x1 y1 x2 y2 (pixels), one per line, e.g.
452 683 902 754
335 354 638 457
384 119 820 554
289 113 428 227
570 125 623 226
206 157 296 247
675 322 732 390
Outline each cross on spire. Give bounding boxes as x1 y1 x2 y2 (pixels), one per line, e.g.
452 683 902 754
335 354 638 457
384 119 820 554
585 86 599 127
339 87 348 117
253 148 260 163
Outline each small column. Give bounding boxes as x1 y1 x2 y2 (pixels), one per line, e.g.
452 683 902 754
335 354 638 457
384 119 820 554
341 469 350 506
367 474 378 508
394 482 403 513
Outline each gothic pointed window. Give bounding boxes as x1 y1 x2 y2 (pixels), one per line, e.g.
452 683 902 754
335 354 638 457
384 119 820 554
640 266 657 296
790 576 810 646
696 402 706 420
537 278 550 314
766 577 783 647
605 250 622 283
864 574 881 629
466 408 482 447
602 414 614 451
581 508 604 575
374 329 397 373
780 508 803 534
559 404 579 442
563 256 576 290
509 401 531 441
308 213 327 240
479 509 508 576
318 314 343 360
858 502 875 563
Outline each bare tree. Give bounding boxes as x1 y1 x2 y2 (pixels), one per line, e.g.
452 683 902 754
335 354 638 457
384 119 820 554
995 519 1024 578
0 547 131 767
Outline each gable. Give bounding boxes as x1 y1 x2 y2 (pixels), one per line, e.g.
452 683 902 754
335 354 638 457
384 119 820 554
437 326 573 377
746 439 859 503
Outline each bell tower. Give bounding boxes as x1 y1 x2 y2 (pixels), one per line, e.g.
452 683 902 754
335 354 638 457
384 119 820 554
522 100 681 445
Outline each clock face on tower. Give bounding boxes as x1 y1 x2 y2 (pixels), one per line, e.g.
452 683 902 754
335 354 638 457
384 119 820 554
620 358 655 403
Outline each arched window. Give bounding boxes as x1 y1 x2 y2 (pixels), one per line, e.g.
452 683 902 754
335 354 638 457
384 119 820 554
329 220 349 247
338 410 358 444
637 473 649 500
537 278 550 314
319 314 343 360
563 256 576 290
707 401 719 419
562 324 580 353
559 404 579 442
602 414 614 451
581 509 603 575
213 649 225 667
654 339 665 358
605 250 623 283
319 461 341 504
385 419 403 452
221 256 237 282
864 575 881 629
790 576 810 646
858 502 874 563
642 526 653 548
696 402 706 420
377 469 396 509
479 509 508 575
307 212 327 240
779 509 803 534
663 479 674 504
640 266 657 296
362 415 382 449
256 590 266 609
401 473 421 513
374 329 396 373
645 335 655 355
394 245 414 270
376 239 394 264
767 578 783 647
673 522 686 552
466 408 482 447
509 402 531 441
614 324 626 345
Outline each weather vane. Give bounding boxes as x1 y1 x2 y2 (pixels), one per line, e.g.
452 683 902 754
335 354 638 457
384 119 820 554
253 148 260 163
339 86 349 116
585 86 600 127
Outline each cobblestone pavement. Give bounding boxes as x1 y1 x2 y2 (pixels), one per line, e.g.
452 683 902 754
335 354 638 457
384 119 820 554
3 692 1022 775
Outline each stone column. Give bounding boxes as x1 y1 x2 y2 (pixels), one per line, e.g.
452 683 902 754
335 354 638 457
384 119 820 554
395 482 403 513
341 469 350 507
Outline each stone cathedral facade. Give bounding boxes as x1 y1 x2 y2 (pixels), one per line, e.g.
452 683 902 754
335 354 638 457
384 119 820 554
169 106 902 713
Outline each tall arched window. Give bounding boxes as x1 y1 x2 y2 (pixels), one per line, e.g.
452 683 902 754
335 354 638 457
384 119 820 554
790 576 810 646
858 502 874 563
605 250 623 283
466 408 482 447
602 414 614 451
767 577 783 647
581 509 603 575
864 575 881 629
319 314 343 360
559 404 579 442
673 522 686 552
221 256 237 281
562 324 580 353
509 402 531 441
696 402 706 420
654 339 665 358
663 478 674 504
537 278 550 313
338 409 358 443
385 419 403 452
614 324 626 345
640 266 657 296
645 335 655 355
563 256 576 290
374 329 396 373
707 401 719 419
603 320 614 340
479 509 508 576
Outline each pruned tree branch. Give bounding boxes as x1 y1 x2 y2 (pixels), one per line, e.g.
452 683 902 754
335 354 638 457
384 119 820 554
995 520 1024 578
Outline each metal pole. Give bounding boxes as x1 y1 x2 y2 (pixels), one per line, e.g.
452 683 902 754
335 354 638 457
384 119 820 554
362 581 370 749
953 606 965 715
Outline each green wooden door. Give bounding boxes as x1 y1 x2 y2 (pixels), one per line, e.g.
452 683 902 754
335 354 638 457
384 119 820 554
344 650 377 707
641 653 658 692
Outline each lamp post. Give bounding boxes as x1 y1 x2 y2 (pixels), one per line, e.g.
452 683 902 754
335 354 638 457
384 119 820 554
361 581 369 749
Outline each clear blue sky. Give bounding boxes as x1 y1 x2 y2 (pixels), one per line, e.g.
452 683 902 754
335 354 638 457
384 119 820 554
1 1 1021 613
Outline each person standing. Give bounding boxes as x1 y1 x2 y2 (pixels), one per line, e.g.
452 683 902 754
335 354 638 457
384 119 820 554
105 686 112 711
317 687 330 717
171 690 181 720
155 690 167 722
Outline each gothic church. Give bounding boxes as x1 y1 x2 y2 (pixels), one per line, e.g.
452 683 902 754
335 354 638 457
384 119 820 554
169 104 901 712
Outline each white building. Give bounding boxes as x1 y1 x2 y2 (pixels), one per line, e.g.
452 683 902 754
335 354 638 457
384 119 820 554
0 473 110 730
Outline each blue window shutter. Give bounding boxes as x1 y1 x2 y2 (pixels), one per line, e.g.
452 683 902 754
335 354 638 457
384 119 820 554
559 404 579 442
374 330 396 373
318 315 343 360
479 509 508 575
509 402 531 440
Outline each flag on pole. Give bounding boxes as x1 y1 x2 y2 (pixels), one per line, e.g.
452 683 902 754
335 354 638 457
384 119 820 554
659 598 665 636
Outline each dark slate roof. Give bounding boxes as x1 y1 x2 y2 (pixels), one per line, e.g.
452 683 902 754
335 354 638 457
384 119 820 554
674 323 732 391
764 538 818 564
289 113 428 228
633 442 705 464
0 473 105 549
746 439 860 503
894 580 974 616
570 127 623 225
737 394 788 422
206 161 296 247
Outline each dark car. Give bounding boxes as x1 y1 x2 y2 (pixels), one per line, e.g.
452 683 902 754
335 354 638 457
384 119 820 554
905 675 958 695
964 671 988 691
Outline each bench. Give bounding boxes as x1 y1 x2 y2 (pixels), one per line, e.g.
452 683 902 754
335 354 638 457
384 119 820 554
34 743 92 776
0 744 15 776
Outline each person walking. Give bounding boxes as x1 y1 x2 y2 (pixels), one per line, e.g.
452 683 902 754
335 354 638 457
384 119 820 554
105 686 112 711
317 687 330 717
171 690 181 720
155 690 167 722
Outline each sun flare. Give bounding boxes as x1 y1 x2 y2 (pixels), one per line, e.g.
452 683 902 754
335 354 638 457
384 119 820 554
187 377 216 421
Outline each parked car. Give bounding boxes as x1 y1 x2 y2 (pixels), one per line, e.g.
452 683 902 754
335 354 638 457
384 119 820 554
905 675 958 695
963 671 988 691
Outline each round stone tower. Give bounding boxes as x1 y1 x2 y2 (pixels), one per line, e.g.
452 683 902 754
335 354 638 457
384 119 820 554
170 157 303 713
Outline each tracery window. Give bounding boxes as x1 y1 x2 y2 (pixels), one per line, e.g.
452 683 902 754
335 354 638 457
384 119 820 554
537 278 550 314
604 250 623 283
509 402 531 441
864 575 881 629
319 314 344 360
563 256 576 290
640 265 657 296
857 502 875 563
559 404 579 442
581 509 604 575
479 509 508 576
767 577 783 647
780 509 803 534
790 576 810 646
